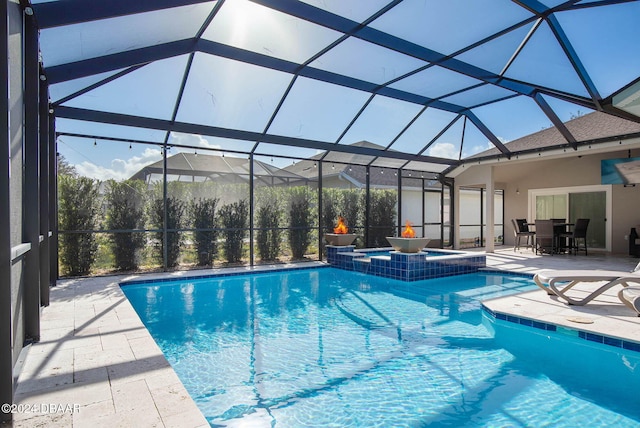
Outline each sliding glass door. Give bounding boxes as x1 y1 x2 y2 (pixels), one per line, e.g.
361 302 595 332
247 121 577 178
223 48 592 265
568 192 606 249
531 186 610 250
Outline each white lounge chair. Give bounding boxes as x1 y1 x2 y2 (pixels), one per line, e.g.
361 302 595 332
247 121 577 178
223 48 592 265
533 262 640 306
618 287 640 316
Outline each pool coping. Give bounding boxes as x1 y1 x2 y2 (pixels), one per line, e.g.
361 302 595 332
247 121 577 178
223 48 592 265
480 269 640 353
482 305 640 353
120 260 328 286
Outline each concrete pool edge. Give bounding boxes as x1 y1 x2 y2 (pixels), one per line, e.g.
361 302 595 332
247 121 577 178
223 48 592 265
119 260 328 286
482 305 640 353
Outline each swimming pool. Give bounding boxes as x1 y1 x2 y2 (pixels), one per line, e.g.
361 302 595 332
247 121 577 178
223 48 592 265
121 267 640 427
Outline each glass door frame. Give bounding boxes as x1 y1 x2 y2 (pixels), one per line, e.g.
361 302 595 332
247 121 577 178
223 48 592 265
528 184 612 251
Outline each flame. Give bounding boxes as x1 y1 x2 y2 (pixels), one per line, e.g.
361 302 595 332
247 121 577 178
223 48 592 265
334 216 348 234
401 220 416 238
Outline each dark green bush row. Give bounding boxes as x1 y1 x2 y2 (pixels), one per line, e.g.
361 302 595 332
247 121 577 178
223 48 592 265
321 188 396 248
58 174 397 275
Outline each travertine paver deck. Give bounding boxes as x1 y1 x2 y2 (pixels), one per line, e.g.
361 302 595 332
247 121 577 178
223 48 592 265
9 252 640 426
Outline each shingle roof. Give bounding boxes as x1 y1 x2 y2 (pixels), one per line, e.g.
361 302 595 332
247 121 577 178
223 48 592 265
470 111 640 159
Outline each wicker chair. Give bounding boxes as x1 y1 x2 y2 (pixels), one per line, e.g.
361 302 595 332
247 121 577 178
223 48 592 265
558 218 590 255
512 218 535 251
534 220 555 255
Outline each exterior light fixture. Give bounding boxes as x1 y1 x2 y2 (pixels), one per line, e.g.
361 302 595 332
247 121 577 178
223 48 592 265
24 7 33 15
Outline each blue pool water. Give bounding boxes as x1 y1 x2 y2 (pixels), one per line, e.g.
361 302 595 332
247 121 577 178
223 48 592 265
122 268 640 427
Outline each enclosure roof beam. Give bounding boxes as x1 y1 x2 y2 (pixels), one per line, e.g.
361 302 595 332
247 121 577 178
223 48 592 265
55 106 460 166
46 39 195 84
250 0 596 109
33 0 212 29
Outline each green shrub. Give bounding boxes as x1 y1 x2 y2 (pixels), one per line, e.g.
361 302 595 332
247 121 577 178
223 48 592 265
58 175 100 276
341 190 361 233
342 189 362 247
288 187 313 259
321 188 340 233
256 202 282 262
148 196 185 268
189 197 219 266
368 189 397 247
219 200 248 264
104 180 146 271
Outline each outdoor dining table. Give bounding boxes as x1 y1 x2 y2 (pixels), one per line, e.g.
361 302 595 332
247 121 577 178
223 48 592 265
553 222 574 253
528 221 575 254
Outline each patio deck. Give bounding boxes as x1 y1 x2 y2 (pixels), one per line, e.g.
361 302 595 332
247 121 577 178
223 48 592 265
8 251 640 427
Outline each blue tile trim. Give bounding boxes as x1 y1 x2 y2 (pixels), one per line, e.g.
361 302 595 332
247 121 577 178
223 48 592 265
120 264 329 287
482 305 640 353
326 248 487 282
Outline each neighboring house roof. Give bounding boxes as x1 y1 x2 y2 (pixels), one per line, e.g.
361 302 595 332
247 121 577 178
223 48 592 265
470 111 640 159
282 141 406 188
130 152 309 186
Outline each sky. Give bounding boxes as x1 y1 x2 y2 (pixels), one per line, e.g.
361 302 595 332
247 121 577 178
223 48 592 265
44 0 640 181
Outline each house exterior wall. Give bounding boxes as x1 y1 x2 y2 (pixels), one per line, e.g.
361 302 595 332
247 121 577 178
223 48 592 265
456 148 640 254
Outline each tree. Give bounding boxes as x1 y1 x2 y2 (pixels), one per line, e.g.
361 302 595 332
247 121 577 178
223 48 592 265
57 153 77 177
104 180 146 271
58 175 100 276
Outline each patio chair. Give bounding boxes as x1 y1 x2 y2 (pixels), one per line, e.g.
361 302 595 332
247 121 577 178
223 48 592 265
534 220 555 255
558 218 590 255
533 261 640 306
511 218 535 251
618 287 640 316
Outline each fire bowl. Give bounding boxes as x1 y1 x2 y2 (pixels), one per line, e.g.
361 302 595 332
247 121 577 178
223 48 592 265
386 237 430 253
324 233 357 246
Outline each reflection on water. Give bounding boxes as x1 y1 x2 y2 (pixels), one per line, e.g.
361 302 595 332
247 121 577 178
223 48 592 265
122 269 640 427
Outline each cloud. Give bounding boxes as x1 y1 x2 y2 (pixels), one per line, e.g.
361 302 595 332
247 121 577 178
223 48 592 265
74 147 162 181
463 136 509 157
169 133 222 150
427 142 459 159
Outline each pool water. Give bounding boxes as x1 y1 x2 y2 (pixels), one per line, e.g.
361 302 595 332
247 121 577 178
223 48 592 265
122 268 640 427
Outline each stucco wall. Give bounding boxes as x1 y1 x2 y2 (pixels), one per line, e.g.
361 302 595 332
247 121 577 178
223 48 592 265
456 148 640 254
